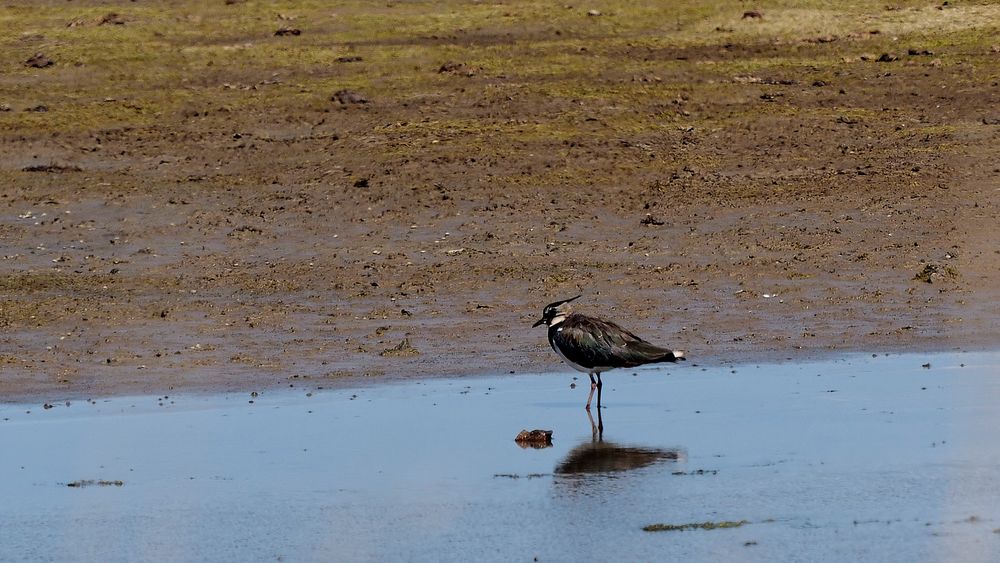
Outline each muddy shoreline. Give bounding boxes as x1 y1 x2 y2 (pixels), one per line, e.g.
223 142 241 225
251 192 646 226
2 2 998 401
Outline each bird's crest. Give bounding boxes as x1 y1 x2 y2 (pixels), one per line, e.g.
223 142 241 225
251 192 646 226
534 295 581 327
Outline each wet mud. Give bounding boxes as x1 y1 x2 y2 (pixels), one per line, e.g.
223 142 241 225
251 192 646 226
1 2 999 400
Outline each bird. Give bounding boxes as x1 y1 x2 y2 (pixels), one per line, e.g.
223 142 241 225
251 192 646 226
532 295 685 410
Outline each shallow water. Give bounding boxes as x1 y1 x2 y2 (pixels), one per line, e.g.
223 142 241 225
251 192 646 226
3 351 1000 562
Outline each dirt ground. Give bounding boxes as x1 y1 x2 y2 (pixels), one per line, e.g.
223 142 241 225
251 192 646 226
1 1 998 401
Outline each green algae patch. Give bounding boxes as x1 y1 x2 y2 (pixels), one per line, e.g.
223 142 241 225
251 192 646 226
66 479 124 488
643 520 749 532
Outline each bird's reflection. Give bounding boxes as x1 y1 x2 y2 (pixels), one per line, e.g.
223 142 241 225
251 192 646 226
554 409 684 475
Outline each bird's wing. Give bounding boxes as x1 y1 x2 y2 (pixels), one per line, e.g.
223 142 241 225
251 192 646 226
556 314 673 369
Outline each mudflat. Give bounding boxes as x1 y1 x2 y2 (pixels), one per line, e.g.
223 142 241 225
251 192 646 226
2 1 998 400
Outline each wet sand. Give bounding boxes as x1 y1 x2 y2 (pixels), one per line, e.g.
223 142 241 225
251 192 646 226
3 351 999 562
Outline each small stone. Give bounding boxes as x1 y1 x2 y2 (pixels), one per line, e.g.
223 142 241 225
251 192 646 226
99 13 126 25
913 264 958 284
333 89 368 104
438 62 478 76
380 338 419 357
25 53 54 68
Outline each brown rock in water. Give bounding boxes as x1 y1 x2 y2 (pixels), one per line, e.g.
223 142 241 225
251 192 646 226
515 429 553 448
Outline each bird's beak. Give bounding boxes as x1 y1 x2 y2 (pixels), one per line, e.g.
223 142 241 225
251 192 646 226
532 318 546 328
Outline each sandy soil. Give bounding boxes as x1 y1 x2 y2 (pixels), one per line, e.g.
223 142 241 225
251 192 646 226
1 1 998 400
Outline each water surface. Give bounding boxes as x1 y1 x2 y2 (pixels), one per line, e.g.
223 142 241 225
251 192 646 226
2 351 1000 562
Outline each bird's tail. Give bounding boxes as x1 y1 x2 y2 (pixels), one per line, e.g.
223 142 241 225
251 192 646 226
658 350 685 363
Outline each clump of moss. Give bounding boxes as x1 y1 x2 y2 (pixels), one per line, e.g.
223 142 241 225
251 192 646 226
643 520 749 532
66 479 124 487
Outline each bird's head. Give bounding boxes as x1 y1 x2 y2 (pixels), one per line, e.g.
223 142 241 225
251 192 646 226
532 295 581 328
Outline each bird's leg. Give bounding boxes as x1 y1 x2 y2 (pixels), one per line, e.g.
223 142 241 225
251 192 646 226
596 372 603 410
585 372 597 410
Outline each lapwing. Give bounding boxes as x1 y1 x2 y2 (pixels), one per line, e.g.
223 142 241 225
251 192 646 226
533 295 685 410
